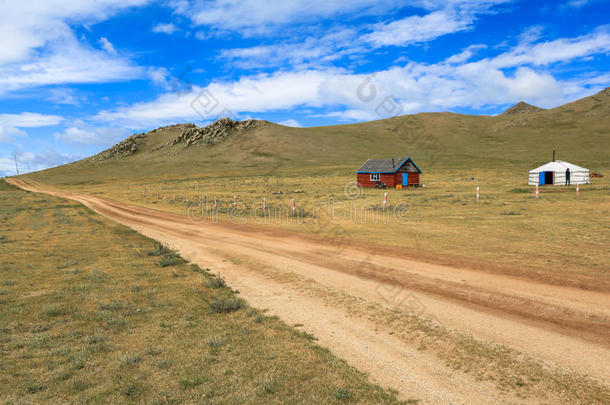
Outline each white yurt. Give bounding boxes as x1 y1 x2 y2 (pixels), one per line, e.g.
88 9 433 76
528 160 590 185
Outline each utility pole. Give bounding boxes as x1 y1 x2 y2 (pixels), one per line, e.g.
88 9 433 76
13 152 19 175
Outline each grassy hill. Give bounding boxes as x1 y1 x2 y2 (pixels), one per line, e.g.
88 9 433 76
18 88 610 284
26 87 610 185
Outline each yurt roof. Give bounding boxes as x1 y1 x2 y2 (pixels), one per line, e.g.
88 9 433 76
529 160 589 173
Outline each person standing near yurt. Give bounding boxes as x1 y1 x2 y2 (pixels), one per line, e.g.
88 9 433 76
565 168 571 185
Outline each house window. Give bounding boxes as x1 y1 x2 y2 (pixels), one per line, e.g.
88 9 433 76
370 173 380 181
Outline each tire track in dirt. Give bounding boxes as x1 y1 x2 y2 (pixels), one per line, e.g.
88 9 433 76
7 177 610 403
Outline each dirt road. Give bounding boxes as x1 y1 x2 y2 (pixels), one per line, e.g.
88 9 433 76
8 178 610 404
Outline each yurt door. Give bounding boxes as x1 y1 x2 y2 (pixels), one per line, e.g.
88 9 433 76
539 172 545 185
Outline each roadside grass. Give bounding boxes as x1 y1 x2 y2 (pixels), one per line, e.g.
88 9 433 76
34 167 610 288
0 180 408 404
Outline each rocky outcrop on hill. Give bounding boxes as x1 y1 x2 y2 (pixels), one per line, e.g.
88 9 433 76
93 133 146 161
93 123 198 161
171 118 261 146
150 123 196 133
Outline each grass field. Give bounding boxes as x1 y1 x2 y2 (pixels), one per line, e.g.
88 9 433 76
24 166 610 289
23 89 610 285
3 89 609 404
0 180 410 404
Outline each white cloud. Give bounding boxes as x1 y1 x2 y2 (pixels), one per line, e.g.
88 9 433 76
566 0 591 8
99 37 117 55
219 29 361 69
147 67 171 88
0 34 142 94
0 112 64 127
172 0 399 35
487 27 610 68
362 1 513 47
518 25 545 44
152 23 179 35
0 112 64 144
95 70 333 127
0 127 28 143
95 27 610 128
445 44 487 64
320 109 380 122
53 124 129 145
47 88 82 105
0 1 148 94
278 119 302 127
364 10 472 47
0 0 149 65
214 2 511 68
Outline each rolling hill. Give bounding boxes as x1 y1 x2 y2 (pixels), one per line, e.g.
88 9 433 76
27 87 610 185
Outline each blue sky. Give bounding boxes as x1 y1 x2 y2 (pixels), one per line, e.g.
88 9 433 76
0 0 609 175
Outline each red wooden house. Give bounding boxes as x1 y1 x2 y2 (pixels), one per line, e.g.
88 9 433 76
356 157 422 188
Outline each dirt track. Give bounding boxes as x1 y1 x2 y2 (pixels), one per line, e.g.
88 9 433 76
8 178 610 403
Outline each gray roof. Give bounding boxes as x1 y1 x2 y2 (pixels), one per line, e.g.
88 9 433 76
357 157 408 173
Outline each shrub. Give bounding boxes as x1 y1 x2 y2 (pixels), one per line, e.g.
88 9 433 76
206 335 225 348
147 243 185 267
334 388 351 400
147 243 168 256
88 269 108 282
87 330 106 345
146 347 162 356
209 298 244 313
179 377 204 389
26 383 45 394
205 275 226 289
157 255 183 267
72 380 89 392
43 305 72 318
120 354 142 366
98 300 126 311
263 376 277 394
156 360 172 369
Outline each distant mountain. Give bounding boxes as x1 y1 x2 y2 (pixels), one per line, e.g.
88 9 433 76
501 101 544 116
25 87 610 184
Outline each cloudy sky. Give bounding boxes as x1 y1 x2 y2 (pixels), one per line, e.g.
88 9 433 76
1 0 609 175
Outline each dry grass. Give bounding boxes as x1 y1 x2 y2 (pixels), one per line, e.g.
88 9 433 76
34 168 610 286
24 92 610 285
0 180 409 404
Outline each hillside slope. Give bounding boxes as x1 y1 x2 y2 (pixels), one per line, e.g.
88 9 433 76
27 88 610 184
